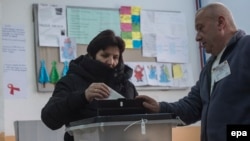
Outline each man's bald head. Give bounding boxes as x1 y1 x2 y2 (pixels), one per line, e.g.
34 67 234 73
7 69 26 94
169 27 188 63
196 2 237 31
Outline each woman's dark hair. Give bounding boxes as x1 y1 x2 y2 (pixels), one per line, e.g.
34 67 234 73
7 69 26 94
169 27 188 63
87 29 125 62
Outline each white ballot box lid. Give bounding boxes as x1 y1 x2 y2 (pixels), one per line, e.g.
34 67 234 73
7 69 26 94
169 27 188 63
66 113 185 141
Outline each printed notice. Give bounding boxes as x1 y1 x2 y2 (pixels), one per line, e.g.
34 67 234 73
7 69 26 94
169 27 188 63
38 3 66 47
2 24 28 99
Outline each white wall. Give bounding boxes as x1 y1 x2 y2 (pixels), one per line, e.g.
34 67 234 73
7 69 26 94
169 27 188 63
201 0 250 34
1 0 200 136
0 0 4 133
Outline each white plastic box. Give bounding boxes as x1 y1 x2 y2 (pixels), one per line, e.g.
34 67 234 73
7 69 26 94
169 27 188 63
67 113 183 141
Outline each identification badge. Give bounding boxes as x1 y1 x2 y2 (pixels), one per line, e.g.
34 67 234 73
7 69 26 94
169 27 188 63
212 60 231 82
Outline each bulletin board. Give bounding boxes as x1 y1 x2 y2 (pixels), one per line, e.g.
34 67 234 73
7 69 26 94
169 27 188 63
33 3 190 92
66 6 121 45
33 4 157 92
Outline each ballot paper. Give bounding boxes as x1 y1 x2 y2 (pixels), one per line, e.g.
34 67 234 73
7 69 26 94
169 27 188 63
108 87 124 100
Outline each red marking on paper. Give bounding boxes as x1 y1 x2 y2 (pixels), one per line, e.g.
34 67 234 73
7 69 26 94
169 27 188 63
7 83 20 95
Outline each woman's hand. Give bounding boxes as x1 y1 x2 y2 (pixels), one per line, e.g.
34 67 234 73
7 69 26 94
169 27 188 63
85 83 110 102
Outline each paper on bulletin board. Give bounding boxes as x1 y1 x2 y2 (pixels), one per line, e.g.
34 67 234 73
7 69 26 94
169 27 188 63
59 36 77 62
126 62 148 86
120 6 142 49
141 33 156 57
141 10 189 63
67 7 121 44
126 62 174 87
38 3 67 47
126 62 194 88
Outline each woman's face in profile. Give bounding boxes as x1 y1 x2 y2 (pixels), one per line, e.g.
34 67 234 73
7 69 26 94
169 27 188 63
95 46 120 68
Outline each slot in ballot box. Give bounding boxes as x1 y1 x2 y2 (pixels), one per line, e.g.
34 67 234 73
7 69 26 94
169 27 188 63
67 113 184 141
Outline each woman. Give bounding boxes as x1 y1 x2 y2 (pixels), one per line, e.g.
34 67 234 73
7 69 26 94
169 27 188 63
41 29 138 141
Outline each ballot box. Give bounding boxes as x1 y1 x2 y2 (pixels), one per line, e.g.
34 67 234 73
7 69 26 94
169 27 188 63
92 99 146 116
67 113 184 141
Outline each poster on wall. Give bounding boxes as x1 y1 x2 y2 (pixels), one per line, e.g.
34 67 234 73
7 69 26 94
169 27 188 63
126 62 194 87
119 6 142 49
67 7 120 44
2 24 28 99
59 36 77 62
141 10 189 63
38 3 67 47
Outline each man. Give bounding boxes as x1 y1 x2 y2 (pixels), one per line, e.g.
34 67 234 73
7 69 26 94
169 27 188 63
136 2 250 141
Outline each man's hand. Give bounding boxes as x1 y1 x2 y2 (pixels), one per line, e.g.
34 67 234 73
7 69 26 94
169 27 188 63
136 95 160 113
